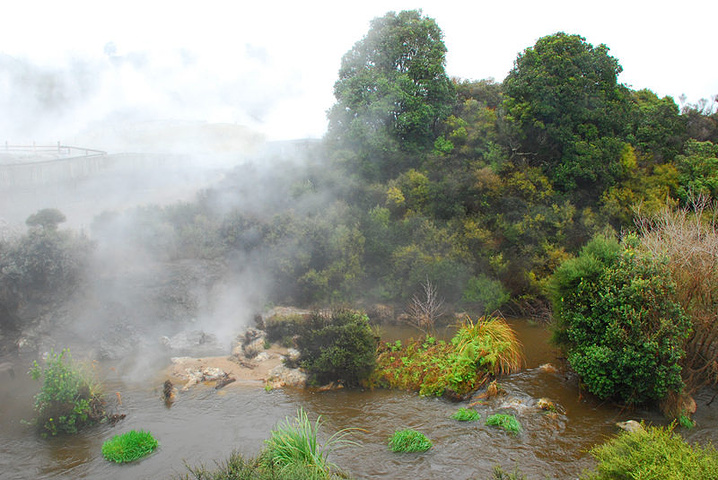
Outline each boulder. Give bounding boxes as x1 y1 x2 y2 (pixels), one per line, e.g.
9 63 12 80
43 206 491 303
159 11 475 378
617 420 644 433
266 364 307 388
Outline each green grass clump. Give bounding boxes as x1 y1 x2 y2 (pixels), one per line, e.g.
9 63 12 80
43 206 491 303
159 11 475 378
102 429 158 463
263 408 356 477
451 407 481 421
486 414 522 435
388 429 432 453
582 423 718 479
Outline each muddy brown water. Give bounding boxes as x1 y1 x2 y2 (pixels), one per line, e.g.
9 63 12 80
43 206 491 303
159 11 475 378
1 320 716 480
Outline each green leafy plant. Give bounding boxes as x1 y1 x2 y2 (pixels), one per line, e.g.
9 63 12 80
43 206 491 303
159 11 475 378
372 315 522 398
486 414 522 435
263 408 357 477
549 234 690 405
295 309 378 386
678 414 695 429
451 407 481 421
28 349 105 436
388 429 432 453
102 430 159 463
582 424 718 479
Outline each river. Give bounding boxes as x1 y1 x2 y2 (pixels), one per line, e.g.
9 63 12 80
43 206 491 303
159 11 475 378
1 320 716 479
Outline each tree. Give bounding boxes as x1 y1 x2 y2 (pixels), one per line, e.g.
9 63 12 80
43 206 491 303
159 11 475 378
25 208 66 231
327 10 455 181
502 32 633 197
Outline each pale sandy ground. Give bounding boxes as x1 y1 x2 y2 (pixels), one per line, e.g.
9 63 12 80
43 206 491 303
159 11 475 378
164 345 291 389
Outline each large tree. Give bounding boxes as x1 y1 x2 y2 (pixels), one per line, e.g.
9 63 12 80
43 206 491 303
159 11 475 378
327 10 455 182
502 32 633 198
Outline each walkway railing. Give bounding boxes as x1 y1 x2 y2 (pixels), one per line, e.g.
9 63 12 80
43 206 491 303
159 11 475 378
2 142 106 160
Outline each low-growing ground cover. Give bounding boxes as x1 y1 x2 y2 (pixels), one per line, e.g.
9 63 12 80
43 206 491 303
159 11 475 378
388 429 433 453
451 407 481 421
486 414 522 435
371 316 522 399
102 429 159 463
582 423 718 479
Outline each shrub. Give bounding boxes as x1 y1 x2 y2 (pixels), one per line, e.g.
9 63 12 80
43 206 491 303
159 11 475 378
28 349 105 436
372 315 522 398
295 309 377 386
582 424 718 479
451 407 481 421
549 234 690 405
388 429 432 453
486 414 522 435
102 430 159 463
262 408 356 478
462 274 510 314
636 198 718 392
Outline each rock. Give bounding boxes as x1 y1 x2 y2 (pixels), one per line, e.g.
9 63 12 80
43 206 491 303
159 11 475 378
538 363 558 373
266 364 307 388
215 376 236 389
254 351 272 363
162 379 177 404
537 397 564 414
177 365 230 391
316 381 344 392
617 420 644 433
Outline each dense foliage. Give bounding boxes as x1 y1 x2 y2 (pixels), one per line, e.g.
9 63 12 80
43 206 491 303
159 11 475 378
582 424 718 479
372 316 521 398
327 10 455 181
0 212 92 340
295 310 378 387
636 199 718 393
549 235 690 404
28 349 105 436
102 429 159 463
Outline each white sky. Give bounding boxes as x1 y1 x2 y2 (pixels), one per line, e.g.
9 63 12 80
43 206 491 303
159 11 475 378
1 0 716 142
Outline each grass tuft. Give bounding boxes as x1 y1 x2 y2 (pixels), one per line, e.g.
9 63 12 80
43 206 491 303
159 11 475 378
451 407 481 421
486 413 522 435
263 407 357 477
102 429 158 463
388 429 432 453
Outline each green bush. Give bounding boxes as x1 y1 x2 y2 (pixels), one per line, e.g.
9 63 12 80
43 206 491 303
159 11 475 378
28 349 105 436
582 424 718 479
388 429 432 453
486 414 522 435
451 407 481 421
102 429 159 463
549 235 690 405
462 274 510 313
295 309 377 386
